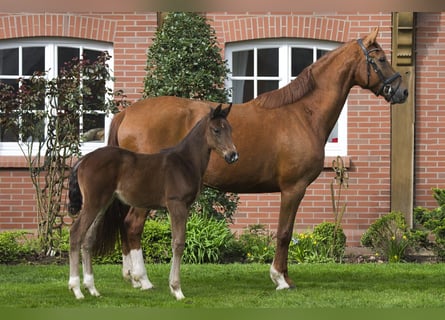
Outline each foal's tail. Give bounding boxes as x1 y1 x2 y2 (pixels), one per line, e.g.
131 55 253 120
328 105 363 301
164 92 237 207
68 160 83 216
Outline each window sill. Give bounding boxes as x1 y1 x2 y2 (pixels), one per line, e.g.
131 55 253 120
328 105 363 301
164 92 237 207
324 156 351 169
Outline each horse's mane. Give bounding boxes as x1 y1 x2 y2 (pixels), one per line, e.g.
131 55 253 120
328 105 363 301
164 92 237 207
254 66 315 109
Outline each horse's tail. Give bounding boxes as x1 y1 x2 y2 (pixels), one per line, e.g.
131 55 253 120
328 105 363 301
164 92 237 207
108 109 126 147
88 108 130 256
68 160 83 216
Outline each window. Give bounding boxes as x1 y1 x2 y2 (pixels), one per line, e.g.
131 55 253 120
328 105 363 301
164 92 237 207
226 39 347 156
0 38 113 156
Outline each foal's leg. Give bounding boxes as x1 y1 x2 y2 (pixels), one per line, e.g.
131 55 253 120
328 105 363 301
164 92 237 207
123 207 153 290
80 211 105 297
167 201 188 300
68 216 85 299
270 188 305 290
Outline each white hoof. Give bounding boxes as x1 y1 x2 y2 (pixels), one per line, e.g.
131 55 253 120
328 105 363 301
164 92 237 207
270 265 291 290
170 286 185 300
139 278 154 290
69 276 84 299
84 273 101 297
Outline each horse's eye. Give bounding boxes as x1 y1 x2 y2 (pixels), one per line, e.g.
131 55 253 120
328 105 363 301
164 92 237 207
379 56 386 63
212 128 221 134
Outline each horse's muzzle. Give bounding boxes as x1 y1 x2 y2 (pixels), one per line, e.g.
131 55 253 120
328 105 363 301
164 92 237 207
389 87 409 104
225 151 239 164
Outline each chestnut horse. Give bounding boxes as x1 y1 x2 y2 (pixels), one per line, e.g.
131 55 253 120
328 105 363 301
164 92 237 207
67 104 238 300
105 28 408 291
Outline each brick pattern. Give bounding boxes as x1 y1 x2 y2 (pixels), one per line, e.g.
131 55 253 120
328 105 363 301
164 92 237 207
0 12 443 248
415 13 445 208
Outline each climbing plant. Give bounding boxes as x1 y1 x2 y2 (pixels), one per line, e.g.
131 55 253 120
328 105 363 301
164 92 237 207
0 52 119 254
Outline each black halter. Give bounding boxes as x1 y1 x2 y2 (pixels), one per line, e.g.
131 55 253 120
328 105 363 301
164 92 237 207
357 38 401 99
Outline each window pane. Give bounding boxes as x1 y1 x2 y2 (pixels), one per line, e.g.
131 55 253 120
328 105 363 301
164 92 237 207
22 47 45 75
21 112 45 142
317 49 329 60
58 47 80 74
291 48 313 77
83 79 106 111
0 48 18 75
82 114 104 142
21 79 45 110
0 121 18 142
83 49 103 63
328 124 339 143
258 80 278 95
232 50 253 76
232 79 253 103
0 79 19 141
257 48 278 76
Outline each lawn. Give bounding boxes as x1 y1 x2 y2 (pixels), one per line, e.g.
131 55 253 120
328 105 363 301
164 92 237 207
1 263 444 309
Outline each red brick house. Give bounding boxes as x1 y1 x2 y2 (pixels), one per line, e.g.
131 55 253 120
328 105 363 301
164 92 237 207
0 12 443 247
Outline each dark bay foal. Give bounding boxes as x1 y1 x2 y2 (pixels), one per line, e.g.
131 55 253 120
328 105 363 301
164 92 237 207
67 104 238 300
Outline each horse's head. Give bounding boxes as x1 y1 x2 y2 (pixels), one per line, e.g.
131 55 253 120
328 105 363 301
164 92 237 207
356 27 409 104
207 103 239 164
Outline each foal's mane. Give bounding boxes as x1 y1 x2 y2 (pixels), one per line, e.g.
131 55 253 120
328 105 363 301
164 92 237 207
254 66 315 109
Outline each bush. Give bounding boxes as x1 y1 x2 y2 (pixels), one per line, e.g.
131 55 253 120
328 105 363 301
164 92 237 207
143 12 229 102
141 218 172 264
236 224 275 263
289 222 346 264
183 211 234 264
414 187 445 259
361 212 412 262
0 231 35 264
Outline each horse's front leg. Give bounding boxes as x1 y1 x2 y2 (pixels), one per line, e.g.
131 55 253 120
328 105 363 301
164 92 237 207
270 188 305 290
122 207 153 290
167 200 188 300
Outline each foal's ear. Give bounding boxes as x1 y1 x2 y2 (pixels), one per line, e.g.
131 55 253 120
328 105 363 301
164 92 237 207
220 103 232 118
210 104 223 119
363 27 379 47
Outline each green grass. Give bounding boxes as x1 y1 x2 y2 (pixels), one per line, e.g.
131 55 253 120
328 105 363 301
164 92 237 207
0 263 444 308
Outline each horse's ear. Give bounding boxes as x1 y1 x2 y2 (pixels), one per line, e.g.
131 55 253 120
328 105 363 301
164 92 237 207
210 104 223 119
221 103 232 118
363 27 379 46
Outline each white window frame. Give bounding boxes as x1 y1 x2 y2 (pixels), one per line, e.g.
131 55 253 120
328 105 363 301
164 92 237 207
0 38 113 156
225 39 347 156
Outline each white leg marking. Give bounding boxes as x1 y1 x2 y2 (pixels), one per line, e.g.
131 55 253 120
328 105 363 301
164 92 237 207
169 253 185 300
130 249 153 290
122 253 132 280
83 273 100 297
270 264 291 290
170 286 185 300
69 276 84 299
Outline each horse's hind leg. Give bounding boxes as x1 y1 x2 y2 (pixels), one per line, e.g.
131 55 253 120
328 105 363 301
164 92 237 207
68 204 102 299
69 213 89 299
122 207 153 290
80 210 104 297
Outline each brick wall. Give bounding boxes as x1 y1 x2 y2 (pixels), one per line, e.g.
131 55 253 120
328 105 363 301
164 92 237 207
0 12 443 248
415 13 445 208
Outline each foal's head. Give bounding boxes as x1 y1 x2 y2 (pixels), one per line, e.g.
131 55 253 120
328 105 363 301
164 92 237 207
206 104 239 164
